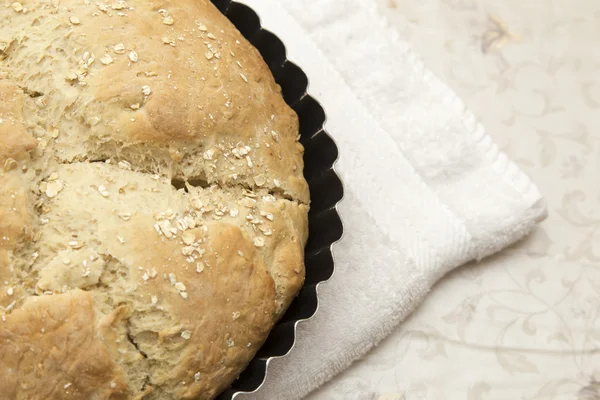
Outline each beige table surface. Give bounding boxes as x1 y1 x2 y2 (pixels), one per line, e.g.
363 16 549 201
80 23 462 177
307 0 600 399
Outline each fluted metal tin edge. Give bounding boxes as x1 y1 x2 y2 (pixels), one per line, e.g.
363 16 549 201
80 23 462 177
210 1 345 399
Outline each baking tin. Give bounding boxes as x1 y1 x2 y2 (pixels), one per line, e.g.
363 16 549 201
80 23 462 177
210 1 344 398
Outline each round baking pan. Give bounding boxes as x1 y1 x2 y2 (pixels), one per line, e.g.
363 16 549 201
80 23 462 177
210 1 344 398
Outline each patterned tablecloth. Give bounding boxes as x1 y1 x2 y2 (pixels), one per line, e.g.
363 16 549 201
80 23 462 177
307 1 600 399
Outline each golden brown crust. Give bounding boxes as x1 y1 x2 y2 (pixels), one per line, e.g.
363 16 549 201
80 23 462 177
0 291 129 400
0 0 308 203
118 222 278 399
0 1 309 399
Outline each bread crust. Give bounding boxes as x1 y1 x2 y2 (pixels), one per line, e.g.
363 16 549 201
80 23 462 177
0 1 308 398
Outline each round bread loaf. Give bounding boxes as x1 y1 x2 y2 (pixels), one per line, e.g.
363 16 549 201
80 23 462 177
0 1 309 399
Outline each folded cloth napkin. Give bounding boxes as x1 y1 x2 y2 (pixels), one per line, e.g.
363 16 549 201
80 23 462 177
236 0 547 399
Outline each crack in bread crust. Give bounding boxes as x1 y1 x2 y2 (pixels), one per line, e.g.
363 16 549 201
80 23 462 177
0 1 309 399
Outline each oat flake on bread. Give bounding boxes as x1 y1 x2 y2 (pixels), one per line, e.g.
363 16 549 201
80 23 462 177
0 1 309 399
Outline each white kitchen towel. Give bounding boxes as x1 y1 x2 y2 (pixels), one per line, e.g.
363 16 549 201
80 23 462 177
235 0 547 399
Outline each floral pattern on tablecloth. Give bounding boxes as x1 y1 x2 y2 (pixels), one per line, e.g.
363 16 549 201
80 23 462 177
308 0 600 399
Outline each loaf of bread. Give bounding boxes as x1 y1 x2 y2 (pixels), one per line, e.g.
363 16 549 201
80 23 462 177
0 1 309 398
